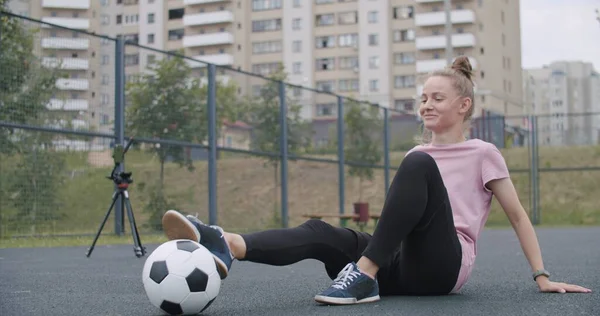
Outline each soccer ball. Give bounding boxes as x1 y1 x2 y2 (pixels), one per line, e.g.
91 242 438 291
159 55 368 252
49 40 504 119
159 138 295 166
142 239 221 315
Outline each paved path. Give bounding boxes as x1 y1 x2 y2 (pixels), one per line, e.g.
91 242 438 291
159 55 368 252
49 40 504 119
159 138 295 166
1 227 598 315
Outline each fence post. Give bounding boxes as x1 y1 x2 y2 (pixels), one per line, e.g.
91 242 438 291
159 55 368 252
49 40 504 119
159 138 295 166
114 36 125 235
528 114 540 225
383 108 390 195
532 115 540 225
337 96 345 223
207 64 218 226
278 81 289 228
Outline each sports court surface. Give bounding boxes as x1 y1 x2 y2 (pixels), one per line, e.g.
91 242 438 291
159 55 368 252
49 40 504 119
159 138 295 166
1 227 598 315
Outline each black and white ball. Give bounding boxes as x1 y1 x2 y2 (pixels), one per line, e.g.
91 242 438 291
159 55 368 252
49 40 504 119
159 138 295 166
142 239 221 315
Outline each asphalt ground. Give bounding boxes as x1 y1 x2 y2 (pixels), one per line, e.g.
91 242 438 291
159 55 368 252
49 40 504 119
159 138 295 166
1 227 599 316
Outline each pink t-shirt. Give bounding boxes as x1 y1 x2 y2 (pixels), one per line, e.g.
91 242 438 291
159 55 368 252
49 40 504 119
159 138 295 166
406 139 510 293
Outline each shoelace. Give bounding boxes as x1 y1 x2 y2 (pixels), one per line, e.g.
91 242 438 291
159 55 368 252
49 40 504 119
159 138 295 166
331 263 361 290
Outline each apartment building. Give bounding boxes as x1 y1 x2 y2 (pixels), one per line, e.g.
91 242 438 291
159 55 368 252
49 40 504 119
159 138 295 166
523 61 600 146
7 0 101 140
9 0 524 139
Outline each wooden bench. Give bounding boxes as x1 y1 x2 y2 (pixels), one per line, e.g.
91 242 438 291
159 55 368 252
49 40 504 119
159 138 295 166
302 213 381 231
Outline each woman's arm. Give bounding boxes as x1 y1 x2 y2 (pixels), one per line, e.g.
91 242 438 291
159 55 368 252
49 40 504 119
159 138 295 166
486 177 591 293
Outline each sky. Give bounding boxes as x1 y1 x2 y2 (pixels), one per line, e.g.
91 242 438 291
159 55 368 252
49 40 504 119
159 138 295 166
520 0 600 71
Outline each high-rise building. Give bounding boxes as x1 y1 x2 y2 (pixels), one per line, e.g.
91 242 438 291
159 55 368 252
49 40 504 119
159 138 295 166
7 0 101 138
523 61 600 146
7 0 524 131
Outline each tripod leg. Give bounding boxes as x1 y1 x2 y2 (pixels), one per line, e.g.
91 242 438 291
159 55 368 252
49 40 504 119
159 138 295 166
87 191 120 257
123 190 146 257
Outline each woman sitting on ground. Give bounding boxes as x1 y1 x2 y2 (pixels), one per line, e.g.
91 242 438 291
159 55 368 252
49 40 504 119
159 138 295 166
161 56 592 305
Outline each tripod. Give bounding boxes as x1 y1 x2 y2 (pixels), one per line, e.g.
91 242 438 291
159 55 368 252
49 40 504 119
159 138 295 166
86 137 146 258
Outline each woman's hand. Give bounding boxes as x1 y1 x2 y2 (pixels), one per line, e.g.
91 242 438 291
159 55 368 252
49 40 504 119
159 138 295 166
536 277 592 293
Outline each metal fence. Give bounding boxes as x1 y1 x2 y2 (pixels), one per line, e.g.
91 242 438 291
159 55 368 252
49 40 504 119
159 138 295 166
1 12 599 239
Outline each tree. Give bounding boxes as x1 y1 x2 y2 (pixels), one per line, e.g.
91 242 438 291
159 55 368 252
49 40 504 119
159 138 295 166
0 5 63 154
125 53 240 230
1 5 67 235
240 66 313 223
343 99 383 203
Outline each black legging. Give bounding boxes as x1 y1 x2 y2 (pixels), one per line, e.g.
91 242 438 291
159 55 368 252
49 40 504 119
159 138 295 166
240 151 463 296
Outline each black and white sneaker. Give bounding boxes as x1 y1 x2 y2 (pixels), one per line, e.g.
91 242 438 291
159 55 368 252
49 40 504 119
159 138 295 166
314 262 380 305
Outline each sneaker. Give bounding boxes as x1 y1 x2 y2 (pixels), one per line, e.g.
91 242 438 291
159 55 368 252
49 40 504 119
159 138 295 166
162 210 233 279
314 262 380 305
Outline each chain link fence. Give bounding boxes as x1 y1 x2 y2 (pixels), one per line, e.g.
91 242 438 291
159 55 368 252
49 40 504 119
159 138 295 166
1 12 599 239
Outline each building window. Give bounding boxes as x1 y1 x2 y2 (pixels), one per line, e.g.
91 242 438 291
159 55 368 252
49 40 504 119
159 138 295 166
168 29 184 41
316 14 335 26
369 79 379 92
251 62 281 76
393 52 415 64
252 19 282 32
338 79 359 92
252 40 282 54
168 8 184 20
316 80 335 92
292 40 302 52
316 36 336 48
147 33 155 44
338 56 358 69
367 11 378 23
369 56 379 69
338 11 358 25
394 99 415 112
338 33 358 47
292 18 302 30
393 29 415 42
368 34 378 46
292 62 302 74
316 103 336 116
393 6 414 19
148 13 155 24
394 75 416 89
252 0 282 11
125 54 139 66
316 58 335 71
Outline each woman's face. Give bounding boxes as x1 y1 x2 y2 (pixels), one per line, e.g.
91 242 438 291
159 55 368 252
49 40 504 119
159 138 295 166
419 76 471 133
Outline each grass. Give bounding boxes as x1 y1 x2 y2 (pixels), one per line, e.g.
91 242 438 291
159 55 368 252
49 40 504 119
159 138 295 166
1 143 599 248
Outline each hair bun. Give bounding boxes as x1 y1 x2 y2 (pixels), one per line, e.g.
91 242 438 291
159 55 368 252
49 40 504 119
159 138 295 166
451 56 473 82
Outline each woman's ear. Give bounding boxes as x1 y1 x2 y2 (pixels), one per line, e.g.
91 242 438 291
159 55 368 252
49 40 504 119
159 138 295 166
459 97 472 115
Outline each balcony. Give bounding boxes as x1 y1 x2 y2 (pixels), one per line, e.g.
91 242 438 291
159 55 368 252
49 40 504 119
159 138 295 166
47 99 89 111
183 32 234 48
42 17 90 30
183 11 234 27
187 54 234 67
184 0 230 5
42 57 89 70
56 78 89 91
415 9 475 27
42 0 90 9
416 57 478 73
416 33 476 50
41 38 90 50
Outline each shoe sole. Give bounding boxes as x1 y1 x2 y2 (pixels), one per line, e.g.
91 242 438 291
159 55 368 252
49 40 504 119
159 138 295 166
162 210 230 279
314 294 380 305
162 210 201 242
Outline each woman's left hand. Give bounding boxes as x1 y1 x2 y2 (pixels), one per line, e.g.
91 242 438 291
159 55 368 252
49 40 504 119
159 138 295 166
537 277 592 293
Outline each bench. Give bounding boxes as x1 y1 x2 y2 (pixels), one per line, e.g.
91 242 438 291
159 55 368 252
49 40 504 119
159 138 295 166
302 213 381 231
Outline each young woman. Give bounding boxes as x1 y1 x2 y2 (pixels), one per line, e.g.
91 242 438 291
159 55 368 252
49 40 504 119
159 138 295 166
161 56 592 305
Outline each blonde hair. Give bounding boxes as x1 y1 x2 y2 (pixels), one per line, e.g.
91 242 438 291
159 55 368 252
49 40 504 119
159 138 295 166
416 56 476 144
